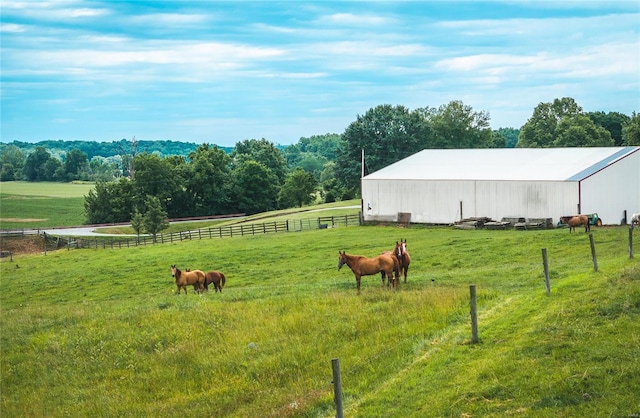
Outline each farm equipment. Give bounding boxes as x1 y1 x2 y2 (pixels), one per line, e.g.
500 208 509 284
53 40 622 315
557 213 603 228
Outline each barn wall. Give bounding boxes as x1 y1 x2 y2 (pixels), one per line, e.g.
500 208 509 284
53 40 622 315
362 179 577 224
580 150 640 225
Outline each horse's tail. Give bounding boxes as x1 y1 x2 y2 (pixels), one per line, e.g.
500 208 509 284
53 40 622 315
220 272 226 288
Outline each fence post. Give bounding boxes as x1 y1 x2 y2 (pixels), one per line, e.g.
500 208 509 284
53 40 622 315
331 358 344 418
630 227 634 259
470 284 479 343
589 234 598 272
542 248 550 295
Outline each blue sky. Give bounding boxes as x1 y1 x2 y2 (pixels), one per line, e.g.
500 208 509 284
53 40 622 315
1 1 639 146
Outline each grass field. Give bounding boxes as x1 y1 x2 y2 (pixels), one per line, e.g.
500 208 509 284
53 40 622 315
1 219 639 417
0 181 95 229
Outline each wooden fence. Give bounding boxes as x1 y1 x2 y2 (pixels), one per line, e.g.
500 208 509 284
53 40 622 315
40 213 362 250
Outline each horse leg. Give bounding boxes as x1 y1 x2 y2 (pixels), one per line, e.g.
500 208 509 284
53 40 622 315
403 266 408 283
356 275 361 294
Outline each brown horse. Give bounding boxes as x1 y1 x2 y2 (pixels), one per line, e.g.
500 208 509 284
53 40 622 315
379 251 401 288
566 215 590 233
394 239 411 283
171 265 205 294
204 270 226 292
338 251 399 293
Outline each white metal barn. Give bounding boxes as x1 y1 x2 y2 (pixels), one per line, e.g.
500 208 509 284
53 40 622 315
361 147 640 226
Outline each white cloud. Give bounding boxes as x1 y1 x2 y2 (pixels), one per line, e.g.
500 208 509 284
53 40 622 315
317 13 394 26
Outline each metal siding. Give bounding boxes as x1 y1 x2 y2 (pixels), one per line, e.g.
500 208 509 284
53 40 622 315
580 150 640 225
362 147 639 225
363 179 578 224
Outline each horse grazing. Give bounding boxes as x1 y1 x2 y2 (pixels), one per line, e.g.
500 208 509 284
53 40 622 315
566 215 590 233
631 213 640 227
171 265 205 294
338 251 399 293
204 270 226 292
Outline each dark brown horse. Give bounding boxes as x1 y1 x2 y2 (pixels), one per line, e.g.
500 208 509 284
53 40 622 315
394 239 411 283
338 251 399 293
171 265 205 294
565 215 590 233
204 270 226 292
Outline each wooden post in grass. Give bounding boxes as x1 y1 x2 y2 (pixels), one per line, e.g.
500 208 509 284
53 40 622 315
470 285 478 343
332 358 344 418
589 234 598 272
542 248 550 295
629 227 634 259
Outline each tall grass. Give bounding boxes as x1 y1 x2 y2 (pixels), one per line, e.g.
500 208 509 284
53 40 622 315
1 225 638 417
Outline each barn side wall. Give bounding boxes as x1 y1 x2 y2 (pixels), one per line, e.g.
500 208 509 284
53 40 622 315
580 150 640 225
362 179 578 224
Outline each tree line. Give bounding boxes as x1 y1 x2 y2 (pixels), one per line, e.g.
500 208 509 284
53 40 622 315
1 97 638 225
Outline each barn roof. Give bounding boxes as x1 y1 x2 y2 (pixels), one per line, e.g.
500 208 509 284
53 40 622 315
363 147 640 182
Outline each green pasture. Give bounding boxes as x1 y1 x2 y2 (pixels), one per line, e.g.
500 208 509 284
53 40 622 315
0 181 95 229
1 223 639 417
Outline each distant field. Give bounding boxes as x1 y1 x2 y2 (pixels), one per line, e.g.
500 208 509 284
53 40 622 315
0 182 94 229
0 181 360 231
0 181 95 198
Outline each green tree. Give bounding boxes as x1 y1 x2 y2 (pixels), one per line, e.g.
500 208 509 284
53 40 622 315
142 195 169 242
0 163 16 181
89 156 119 182
335 104 430 193
230 160 278 214
554 115 614 147
494 128 520 148
186 144 231 216
284 133 341 166
130 209 144 241
587 111 630 146
277 167 317 208
427 100 492 148
64 148 88 181
84 178 135 224
23 146 51 181
622 112 640 146
132 152 178 212
0 145 25 180
517 97 583 147
43 157 64 181
163 154 195 217
231 139 288 184
296 153 328 180
319 161 344 203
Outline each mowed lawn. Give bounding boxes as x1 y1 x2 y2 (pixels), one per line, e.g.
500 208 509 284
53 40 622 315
0 181 95 229
1 223 639 417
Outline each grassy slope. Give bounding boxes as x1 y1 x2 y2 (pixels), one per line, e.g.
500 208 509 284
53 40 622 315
1 221 638 417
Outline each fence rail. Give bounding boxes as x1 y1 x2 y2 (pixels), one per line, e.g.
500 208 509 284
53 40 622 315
4 213 362 251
